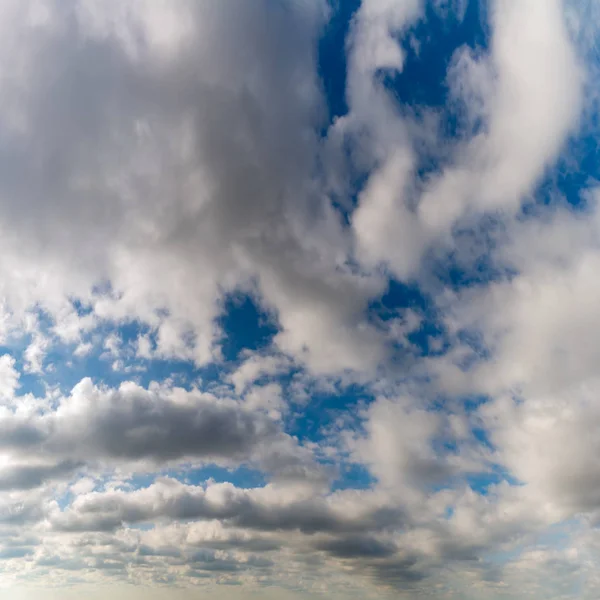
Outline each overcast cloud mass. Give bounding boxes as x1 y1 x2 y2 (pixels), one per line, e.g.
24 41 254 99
0 0 599 598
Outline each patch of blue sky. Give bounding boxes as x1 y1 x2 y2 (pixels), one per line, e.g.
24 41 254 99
452 327 491 368
41 332 218 400
523 50 600 216
391 0 489 106
128 523 155 532
369 278 438 326
69 296 94 316
534 519 582 550
436 244 514 288
466 469 512 496
58 466 268 513
521 134 600 218
316 0 362 225
55 489 73 511
429 214 517 294
139 359 219 391
316 0 501 326
429 461 516 497
56 472 118 510
372 278 430 316
407 320 449 357
369 278 450 356
180 465 266 489
318 0 490 227
286 383 370 443
463 394 491 412
5 289 358 420
120 465 266 492
35 290 278 395
0 336 29 358
0 308 56 396
483 545 524 567
217 291 278 363
46 344 130 392
471 426 494 451
123 459 373 499
483 520 582 566
384 0 490 163
331 463 376 492
0 344 45 397
317 0 361 122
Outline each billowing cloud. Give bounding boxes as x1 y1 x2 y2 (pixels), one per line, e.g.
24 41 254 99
0 374 322 485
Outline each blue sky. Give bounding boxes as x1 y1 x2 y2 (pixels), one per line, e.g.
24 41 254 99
0 0 599 598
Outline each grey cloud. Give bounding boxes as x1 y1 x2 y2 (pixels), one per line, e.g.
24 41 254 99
52 384 278 463
36 556 90 571
315 535 396 559
0 421 47 449
199 537 281 553
188 550 242 573
0 460 82 491
0 546 34 560
0 379 320 485
138 545 181 559
0 498 45 526
58 535 274 579
50 479 406 536
0 0 385 374
316 535 428 591
367 555 427 587
231 500 405 535
89 557 128 573
313 534 429 589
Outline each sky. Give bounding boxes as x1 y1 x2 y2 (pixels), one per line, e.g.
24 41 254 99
0 0 600 598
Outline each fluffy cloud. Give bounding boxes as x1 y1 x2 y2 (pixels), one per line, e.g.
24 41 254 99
49 478 402 535
0 373 322 485
0 0 387 375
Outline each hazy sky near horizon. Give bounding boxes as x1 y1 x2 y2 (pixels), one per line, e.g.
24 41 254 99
1 0 600 598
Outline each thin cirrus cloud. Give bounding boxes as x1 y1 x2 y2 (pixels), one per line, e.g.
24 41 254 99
0 0 598 599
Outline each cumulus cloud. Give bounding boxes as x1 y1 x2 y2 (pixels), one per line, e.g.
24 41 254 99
419 0 583 230
49 478 403 535
0 355 19 399
0 375 322 486
0 0 388 376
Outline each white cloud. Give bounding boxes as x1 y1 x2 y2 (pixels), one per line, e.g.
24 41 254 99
0 0 385 376
479 380 600 517
23 333 49 374
420 0 583 232
230 354 292 395
0 355 19 399
73 341 93 358
353 149 427 279
347 0 584 280
244 384 285 421
0 377 321 482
